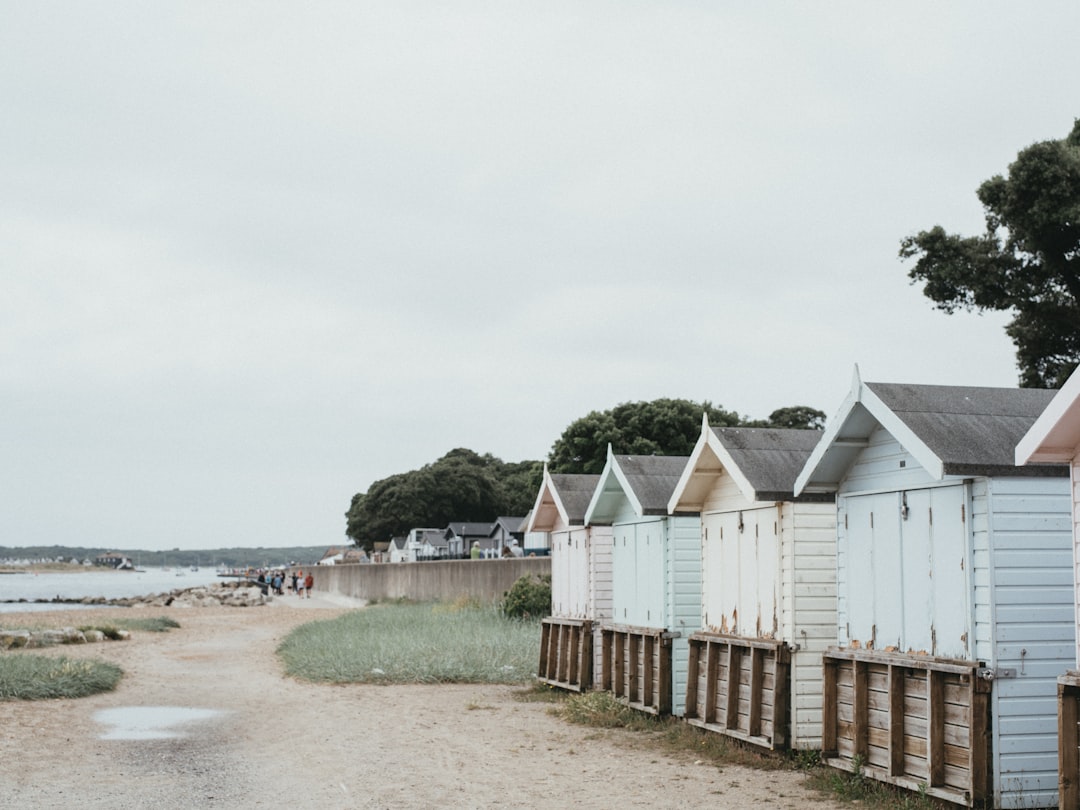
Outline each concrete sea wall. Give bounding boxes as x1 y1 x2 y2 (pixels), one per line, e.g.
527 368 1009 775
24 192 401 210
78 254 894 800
309 558 550 604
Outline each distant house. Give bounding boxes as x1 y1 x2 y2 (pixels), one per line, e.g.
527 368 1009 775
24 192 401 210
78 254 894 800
387 537 409 563
488 516 526 556
317 547 345 565
407 528 446 561
444 522 494 559
94 552 133 569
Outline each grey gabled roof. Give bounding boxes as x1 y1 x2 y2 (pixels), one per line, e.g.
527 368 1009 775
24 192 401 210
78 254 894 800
867 382 1059 475
611 454 690 515
488 516 526 537
550 473 600 523
795 372 1067 494
711 427 826 501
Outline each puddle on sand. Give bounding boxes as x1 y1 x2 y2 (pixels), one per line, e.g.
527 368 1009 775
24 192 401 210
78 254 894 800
94 706 226 740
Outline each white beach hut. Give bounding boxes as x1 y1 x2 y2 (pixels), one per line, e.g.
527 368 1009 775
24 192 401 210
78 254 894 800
1016 366 1080 808
667 417 836 750
584 449 700 717
795 369 1072 808
527 467 610 691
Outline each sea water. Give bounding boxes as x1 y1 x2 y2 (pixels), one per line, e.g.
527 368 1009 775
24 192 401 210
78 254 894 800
0 567 229 613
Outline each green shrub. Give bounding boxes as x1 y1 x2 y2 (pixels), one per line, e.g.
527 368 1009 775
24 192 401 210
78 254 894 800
501 574 551 619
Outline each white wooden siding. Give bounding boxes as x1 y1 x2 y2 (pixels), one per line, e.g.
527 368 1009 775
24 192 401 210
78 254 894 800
838 425 935 495
587 524 613 689
986 475 1073 808
786 501 837 749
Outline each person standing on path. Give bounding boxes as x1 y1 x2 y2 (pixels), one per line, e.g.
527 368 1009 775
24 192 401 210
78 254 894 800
304 571 314 598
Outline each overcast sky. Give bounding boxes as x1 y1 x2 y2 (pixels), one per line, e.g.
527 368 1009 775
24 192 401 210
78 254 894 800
3 3 1079 552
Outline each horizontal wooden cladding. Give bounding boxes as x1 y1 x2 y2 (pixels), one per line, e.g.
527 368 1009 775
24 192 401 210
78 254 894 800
538 618 592 692
600 625 672 716
822 649 990 807
684 632 791 750
1059 674 1080 810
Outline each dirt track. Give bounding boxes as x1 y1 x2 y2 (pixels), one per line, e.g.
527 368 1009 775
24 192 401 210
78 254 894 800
0 596 840 809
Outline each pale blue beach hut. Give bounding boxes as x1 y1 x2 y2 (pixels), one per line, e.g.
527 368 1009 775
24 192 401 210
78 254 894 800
795 369 1072 808
584 448 700 717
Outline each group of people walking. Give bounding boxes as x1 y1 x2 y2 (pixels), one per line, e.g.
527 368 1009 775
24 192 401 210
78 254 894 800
256 569 314 598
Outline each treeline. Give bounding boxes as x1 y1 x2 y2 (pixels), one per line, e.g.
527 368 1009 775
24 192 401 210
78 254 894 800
0 545 329 569
346 398 824 548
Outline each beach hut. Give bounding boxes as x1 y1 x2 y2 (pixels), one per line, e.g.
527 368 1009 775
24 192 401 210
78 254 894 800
584 449 700 717
528 467 610 692
794 369 1072 808
667 417 836 750
1016 366 1080 808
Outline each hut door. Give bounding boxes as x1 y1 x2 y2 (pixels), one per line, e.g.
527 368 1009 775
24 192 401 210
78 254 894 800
842 485 970 655
612 521 665 628
566 528 590 619
551 530 571 616
703 508 779 637
899 485 969 657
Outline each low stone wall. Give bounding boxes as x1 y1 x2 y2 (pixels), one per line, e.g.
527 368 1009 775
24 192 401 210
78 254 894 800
309 557 550 604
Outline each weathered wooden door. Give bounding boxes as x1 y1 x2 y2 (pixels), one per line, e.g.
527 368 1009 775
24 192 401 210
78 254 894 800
841 485 969 656
613 520 665 628
703 507 779 637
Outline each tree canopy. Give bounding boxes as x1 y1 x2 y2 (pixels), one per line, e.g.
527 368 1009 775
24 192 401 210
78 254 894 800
345 449 541 549
346 399 826 546
899 119 1080 388
547 398 825 474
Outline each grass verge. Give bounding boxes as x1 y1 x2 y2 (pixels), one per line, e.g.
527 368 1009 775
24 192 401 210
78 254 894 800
277 599 540 684
0 654 122 700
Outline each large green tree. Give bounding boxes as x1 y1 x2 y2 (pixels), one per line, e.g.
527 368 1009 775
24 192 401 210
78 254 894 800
899 119 1080 387
547 398 824 475
345 449 541 549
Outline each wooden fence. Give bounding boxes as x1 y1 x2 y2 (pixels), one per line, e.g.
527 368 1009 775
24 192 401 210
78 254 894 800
822 648 991 807
684 633 790 750
537 617 593 692
601 625 673 716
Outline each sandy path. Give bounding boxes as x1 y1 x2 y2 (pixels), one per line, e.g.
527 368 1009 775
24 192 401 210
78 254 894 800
0 596 840 809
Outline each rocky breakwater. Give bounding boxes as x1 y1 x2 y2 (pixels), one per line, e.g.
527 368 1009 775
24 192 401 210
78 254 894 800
3 579 270 610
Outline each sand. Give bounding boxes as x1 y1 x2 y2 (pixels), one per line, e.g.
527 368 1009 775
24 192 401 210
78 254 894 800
0 594 842 809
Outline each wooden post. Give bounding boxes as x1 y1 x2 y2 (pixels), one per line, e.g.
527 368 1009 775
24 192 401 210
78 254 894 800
659 636 672 716
1060 680 1079 810
748 646 764 738
726 643 742 732
822 654 838 757
927 669 945 787
685 639 700 719
643 634 655 710
705 640 720 725
853 660 869 759
614 632 625 697
627 632 639 704
888 664 905 777
539 620 552 680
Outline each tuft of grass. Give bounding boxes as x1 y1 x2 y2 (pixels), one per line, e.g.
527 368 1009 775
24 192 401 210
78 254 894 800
0 654 123 700
802 756 941 809
277 601 540 684
514 683 568 704
107 616 181 633
554 690 661 732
